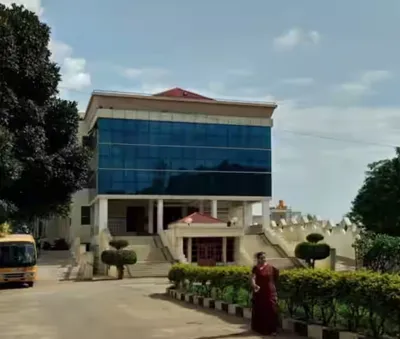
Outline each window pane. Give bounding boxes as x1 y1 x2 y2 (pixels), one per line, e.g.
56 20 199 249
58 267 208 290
97 144 271 173
97 170 271 197
97 118 271 149
81 206 91 225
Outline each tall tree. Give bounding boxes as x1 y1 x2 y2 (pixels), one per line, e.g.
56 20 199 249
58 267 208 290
0 4 90 222
349 148 400 236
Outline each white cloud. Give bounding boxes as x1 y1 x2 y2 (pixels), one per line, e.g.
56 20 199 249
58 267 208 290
273 28 321 51
268 98 399 219
1 0 43 15
122 67 170 80
281 77 315 86
49 40 91 92
336 70 392 98
3 0 91 95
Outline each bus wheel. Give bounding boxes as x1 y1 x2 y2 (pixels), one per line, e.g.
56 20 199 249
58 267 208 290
27 282 34 287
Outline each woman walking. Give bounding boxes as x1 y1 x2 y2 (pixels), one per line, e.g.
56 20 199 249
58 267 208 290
250 251 280 336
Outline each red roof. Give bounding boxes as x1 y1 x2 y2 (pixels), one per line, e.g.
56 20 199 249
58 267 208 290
172 212 224 224
153 87 215 101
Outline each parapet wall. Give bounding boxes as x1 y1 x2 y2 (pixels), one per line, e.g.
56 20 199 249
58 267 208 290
264 216 361 260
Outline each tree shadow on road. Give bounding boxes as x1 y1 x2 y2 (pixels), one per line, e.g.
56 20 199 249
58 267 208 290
149 292 250 328
193 330 259 338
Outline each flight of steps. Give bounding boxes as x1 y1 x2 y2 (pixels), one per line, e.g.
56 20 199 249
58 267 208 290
112 235 173 278
242 228 300 269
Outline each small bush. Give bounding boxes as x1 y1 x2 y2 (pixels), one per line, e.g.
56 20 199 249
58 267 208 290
52 238 69 250
295 233 330 268
109 239 129 250
101 249 137 279
306 233 324 243
354 232 400 273
168 264 400 337
42 241 51 250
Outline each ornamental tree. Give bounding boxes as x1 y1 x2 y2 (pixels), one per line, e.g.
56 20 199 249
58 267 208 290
348 148 400 236
295 233 331 268
101 240 137 279
0 4 90 222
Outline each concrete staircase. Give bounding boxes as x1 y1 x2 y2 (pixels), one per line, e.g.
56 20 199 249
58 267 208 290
125 262 171 278
112 235 172 278
242 228 300 269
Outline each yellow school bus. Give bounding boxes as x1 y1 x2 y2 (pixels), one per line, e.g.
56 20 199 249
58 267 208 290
0 234 37 287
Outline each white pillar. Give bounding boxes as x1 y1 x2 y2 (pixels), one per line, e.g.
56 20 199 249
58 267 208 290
148 200 154 234
182 205 188 217
222 237 227 264
243 202 253 227
157 199 164 233
94 201 99 234
187 238 192 263
261 199 270 228
198 200 204 214
176 237 184 261
87 204 94 237
211 200 218 218
98 198 108 231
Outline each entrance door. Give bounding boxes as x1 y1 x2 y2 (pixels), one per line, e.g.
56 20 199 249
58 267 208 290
126 206 146 233
197 243 217 266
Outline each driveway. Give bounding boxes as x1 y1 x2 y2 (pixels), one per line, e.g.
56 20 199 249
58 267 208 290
0 277 298 339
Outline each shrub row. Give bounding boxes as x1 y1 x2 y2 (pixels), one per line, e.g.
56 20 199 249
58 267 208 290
168 264 400 337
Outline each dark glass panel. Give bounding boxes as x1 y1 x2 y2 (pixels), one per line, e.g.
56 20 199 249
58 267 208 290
98 144 271 173
98 170 271 197
97 118 271 149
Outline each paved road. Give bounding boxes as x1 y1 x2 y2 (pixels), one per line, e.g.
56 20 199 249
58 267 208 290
0 255 297 338
0 278 300 339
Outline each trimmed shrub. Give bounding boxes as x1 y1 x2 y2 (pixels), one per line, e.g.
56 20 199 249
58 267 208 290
168 264 400 337
101 249 137 279
306 233 324 243
295 233 330 268
109 239 129 250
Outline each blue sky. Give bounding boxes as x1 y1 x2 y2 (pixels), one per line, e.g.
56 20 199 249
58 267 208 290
5 0 400 219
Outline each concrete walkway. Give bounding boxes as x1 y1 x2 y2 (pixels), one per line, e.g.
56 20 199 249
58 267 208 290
36 250 73 281
0 277 298 338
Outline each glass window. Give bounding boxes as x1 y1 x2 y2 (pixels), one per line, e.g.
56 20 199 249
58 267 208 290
98 144 271 173
97 170 271 197
81 206 91 225
97 118 271 149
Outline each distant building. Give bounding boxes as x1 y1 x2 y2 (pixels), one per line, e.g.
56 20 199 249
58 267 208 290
253 200 302 225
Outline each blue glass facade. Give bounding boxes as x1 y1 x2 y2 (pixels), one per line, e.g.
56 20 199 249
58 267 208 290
96 118 272 197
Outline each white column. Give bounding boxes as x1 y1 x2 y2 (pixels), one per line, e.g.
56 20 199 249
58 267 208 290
211 200 218 218
88 204 94 237
176 237 184 261
94 201 99 234
157 199 164 233
261 199 270 228
243 202 253 227
187 238 192 263
96 198 108 275
182 205 188 217
98 198 108 231
222 237 227 264
199 200 204 214
148 200 154 234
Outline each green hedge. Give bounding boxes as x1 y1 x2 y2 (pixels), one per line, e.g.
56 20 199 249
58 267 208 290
168 264 400 337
